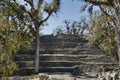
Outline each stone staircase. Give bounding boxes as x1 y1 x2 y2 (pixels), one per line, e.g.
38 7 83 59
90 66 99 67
14 34 118 75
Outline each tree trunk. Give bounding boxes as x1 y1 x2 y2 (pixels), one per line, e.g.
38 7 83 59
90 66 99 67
116 7 120 67
35 25 40 73
115 20 120 79
116 27 120 67
114 0 120 70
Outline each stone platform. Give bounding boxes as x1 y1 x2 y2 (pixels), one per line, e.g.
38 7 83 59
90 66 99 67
14 34 118 75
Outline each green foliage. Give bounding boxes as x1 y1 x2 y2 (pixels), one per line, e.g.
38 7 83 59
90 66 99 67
44 0 60 14
0 13 17 78
0 0 61 74
0 5 34 79
88 11 118 60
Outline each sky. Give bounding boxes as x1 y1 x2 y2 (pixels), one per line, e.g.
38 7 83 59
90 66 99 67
19 0 98 35
41 0 89 35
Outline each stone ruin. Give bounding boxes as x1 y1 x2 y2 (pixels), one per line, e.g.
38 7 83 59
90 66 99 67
14 34 118 77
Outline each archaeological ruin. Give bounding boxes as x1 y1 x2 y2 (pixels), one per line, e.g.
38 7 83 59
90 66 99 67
14 34 118 76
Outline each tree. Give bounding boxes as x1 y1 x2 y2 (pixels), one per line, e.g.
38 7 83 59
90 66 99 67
78 0 120 69
88 11 118 60
0 13 34 80
0 13 18 80
0 1 34 79
12 0 61 73
53 19 89 36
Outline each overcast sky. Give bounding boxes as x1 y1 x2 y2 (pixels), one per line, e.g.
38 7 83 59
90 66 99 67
41 0 90 35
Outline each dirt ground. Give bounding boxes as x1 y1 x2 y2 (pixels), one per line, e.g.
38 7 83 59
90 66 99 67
47 73 97 80
5 73 98 80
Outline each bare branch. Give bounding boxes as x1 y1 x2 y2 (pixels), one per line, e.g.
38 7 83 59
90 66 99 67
38 13 51 26
99 6 111 18
24 0 34 9
86 0 114 7
37 0 43 13
24 0 36 17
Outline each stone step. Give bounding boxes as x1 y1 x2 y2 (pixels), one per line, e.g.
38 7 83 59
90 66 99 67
39 43 99 48
39 43 85 48
16 61 118 68
40 39 88 43
55 34 85 39
38 61 118 65
39 56 114 62
14 54 116 63
39 51 102 55
18 67 75 73
15 54 104 57
16 62 117 68
17 65 118 76
16 61 84 67
39 48 102 54
18 66 72 69
16 61 35 67
38 61 117 67
39 54 104 57
17 48 102 55
40 42 88 45
39 48 101 52
14 54 106 61
39 67 74 72
39 36 88 43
